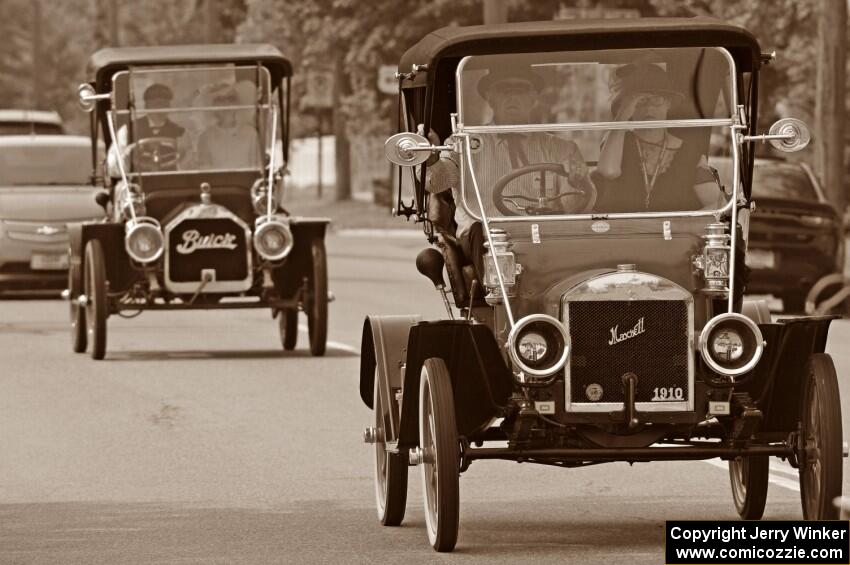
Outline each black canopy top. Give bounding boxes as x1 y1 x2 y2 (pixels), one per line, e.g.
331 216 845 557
398 17 761 87
88 43 292 87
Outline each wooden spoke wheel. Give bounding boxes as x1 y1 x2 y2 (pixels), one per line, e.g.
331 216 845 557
84 240 108 360
307 239 328 357
69 258 87 353
419 357 459 552
277 309 298 351
373 373 408 526
729 455 769 519
799 353 843 519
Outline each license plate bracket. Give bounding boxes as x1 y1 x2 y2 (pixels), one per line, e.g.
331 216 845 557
30 253 69 271
745 249 775 270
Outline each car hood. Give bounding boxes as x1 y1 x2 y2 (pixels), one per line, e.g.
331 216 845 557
751 196 838 219
0 185 103 221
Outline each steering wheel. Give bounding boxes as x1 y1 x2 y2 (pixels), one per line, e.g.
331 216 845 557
126 137 179 172
492 163 596 216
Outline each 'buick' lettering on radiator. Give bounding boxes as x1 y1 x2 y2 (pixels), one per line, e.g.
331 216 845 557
176 230 238 254
608 317 645 345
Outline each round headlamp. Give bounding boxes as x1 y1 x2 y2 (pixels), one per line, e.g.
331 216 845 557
507 314 570 378
125 220 163 263
254 219 293 261
699 313 764 376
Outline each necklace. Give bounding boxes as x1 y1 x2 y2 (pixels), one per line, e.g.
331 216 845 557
635 133 668 209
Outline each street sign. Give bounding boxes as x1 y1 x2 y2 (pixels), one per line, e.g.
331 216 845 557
377 65 397 95
303 70 334 109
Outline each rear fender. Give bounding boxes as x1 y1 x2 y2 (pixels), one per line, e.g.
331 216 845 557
360 315 422 443
396 320 514 450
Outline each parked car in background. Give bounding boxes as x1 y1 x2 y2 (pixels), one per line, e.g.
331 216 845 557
0 135 103 292
69 44 329 360
0 109 65 135
715 157 843 312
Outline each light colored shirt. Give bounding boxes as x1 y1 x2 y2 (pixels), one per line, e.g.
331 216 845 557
197 124 260 169
427 133 586 236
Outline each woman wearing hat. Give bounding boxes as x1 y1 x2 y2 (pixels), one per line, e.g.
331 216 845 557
595 63 721 212
197 84 260 169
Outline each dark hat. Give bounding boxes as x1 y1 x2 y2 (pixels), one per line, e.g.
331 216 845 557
477 65 544 98
610 63 684 115
143 83 173 103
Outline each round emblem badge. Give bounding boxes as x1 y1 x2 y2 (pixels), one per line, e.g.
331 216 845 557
591 221 610 233
586 383 604 402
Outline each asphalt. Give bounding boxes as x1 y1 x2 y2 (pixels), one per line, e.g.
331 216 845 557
1 232 849 564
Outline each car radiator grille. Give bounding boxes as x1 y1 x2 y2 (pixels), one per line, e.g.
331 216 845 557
167 218 248 283
566 300 689 406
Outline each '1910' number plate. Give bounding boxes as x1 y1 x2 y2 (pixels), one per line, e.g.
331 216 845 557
652 387 684 401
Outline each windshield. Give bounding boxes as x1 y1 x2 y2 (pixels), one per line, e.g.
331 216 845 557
0 140 92 185
108 64 277 176
454 47 736 218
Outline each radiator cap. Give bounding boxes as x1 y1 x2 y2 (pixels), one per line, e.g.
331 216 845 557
617 263 637 272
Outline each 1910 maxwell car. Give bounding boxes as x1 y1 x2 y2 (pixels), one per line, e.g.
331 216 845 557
70 45 329 359
360 18 845 552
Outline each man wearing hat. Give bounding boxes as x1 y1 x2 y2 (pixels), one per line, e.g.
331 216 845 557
107 82 188 175
426 63 591 283
134 83 185 142
595 62 721 212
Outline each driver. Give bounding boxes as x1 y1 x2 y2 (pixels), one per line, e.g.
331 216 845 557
426 64 590 284
133 83 185 143
107 83 189 175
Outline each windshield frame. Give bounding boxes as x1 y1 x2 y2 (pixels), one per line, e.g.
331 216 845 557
108 64 277 177
453 46 741 224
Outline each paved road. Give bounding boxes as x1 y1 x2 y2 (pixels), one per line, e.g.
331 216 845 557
2 233 850 564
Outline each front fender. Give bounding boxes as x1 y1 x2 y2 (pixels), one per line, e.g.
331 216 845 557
397 320 514 450
740 316 836 434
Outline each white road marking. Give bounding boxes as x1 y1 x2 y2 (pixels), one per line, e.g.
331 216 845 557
297 324 360 354
703 458 800 492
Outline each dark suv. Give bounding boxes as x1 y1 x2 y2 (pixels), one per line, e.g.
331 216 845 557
743 158 843 312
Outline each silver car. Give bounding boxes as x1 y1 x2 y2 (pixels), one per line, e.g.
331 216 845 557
0 135 103 291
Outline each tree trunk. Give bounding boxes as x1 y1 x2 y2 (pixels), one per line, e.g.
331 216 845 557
108 0 120 46
815 0 847 214
483 0 508 24
30 0 42 109
333 53 351 201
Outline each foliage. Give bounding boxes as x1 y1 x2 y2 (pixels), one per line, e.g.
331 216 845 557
238 0 571 138
650 0 820 127
0 0 96 133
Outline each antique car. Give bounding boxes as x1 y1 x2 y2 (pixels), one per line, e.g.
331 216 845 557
359 18 845 552
731 157 842 313
70 44 329 359
0 135 102 292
